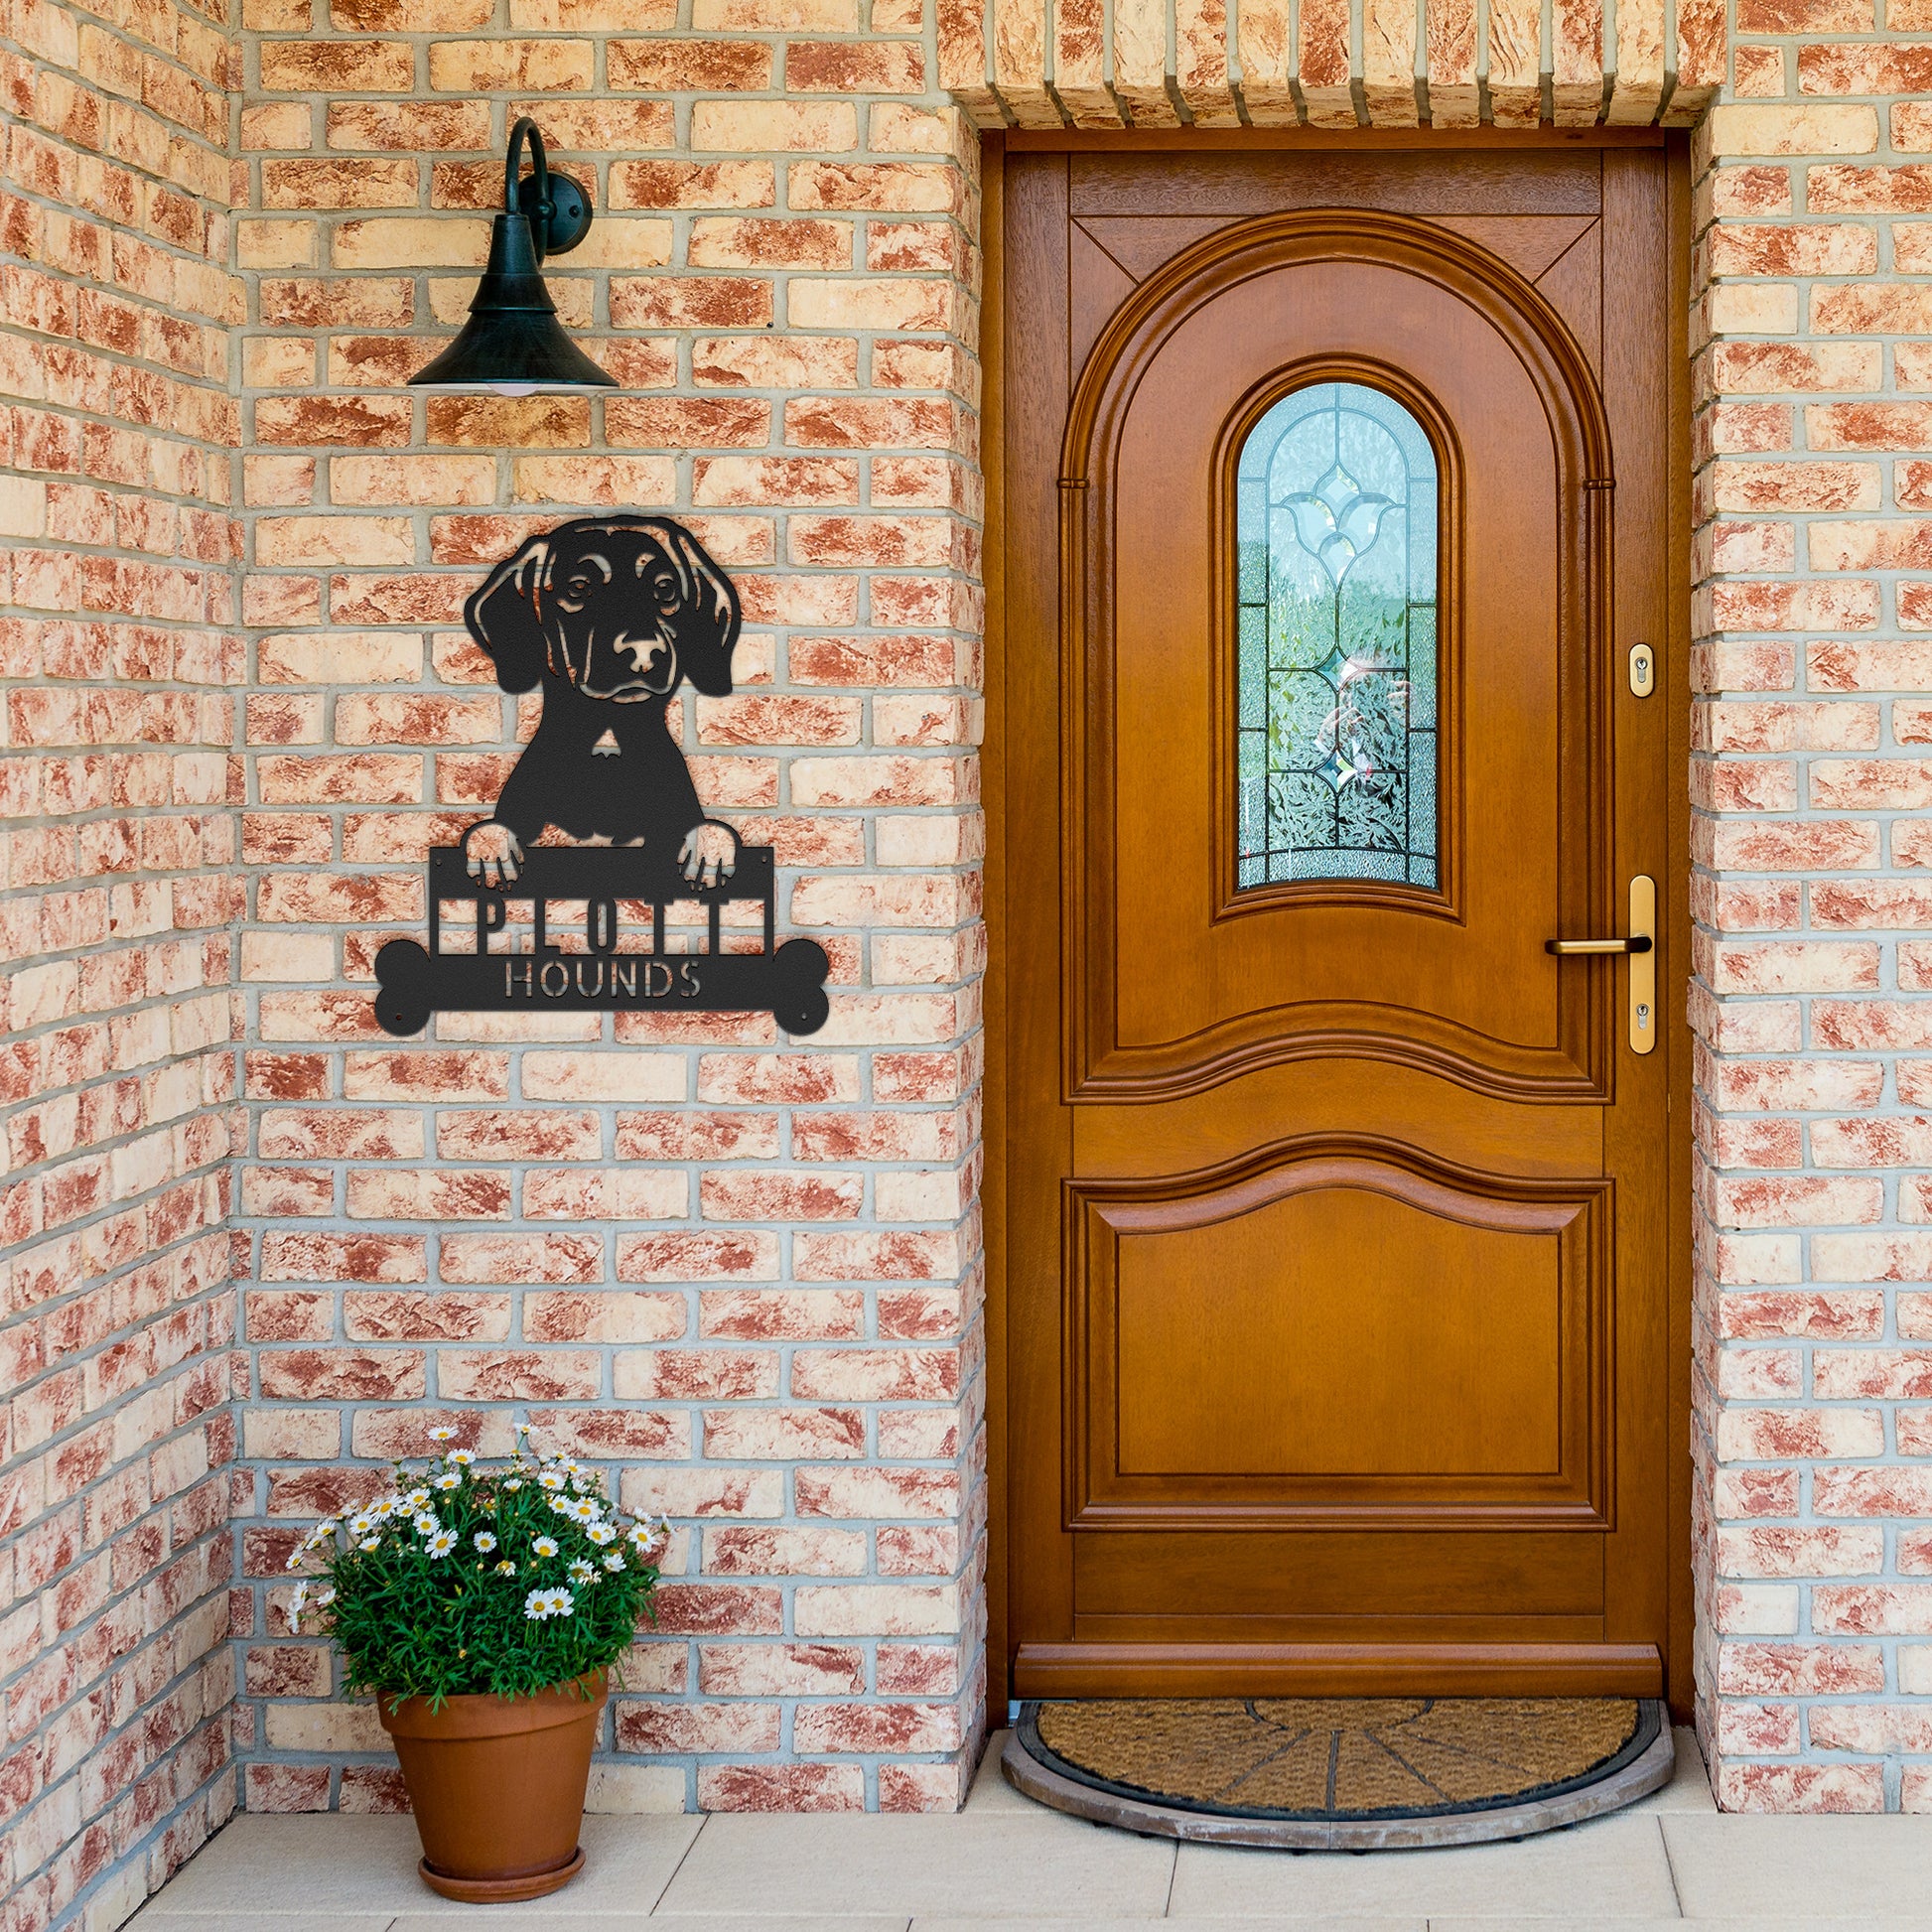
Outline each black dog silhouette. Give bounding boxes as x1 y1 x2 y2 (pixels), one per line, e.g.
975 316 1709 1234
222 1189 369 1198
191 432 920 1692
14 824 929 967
460 514 742 889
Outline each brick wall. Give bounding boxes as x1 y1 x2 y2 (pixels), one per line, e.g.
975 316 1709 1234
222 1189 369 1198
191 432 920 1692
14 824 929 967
1691 58 1932 1811
226 5 988 1817
0 0 244 1919
25 0 1932 1890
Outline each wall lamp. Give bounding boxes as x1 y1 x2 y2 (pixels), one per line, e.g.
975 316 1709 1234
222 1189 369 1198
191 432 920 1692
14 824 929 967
410 117 616 397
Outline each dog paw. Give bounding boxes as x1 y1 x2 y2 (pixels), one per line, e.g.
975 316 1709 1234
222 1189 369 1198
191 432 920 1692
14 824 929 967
679 822 738 889
463 820 524 888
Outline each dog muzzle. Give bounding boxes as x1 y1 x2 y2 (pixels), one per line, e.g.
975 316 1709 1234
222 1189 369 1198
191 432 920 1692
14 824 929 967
579 628 677 700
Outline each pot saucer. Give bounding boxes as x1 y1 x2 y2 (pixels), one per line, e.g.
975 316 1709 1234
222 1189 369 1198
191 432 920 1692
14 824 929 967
418 1846 585 1902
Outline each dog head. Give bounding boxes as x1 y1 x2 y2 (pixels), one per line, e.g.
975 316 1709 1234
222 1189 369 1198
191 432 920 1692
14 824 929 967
465 515 741 702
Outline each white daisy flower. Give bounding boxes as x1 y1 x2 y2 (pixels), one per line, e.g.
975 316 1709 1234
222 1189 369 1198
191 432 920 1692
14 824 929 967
502 1478 523 1492
448 1449 476 1466
532 1535 559 1559
427 1529 458 1558
566 1498 599 1524
346 1513 373 1538
494 1559 517 1576
314 1586 336 1608
538 1470 567 1491
404 1488 431 1510
429 1426 457 1443
284 1550 303 1573
627 1517 669 1553
414 1511 440 1536
359 1537 381 1552
473 1531 497 1554
523 1587 560 1621
586 1523 617 1546
568 1559 595 1585
370 1498 398 1519
433 1471 461 1492
602 1552 626 1573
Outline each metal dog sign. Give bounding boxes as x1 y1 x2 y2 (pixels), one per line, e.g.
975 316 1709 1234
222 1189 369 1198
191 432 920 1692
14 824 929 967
373 515 831 1039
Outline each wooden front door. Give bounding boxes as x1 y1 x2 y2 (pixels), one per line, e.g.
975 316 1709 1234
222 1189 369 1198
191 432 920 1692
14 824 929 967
997 141 1688 1703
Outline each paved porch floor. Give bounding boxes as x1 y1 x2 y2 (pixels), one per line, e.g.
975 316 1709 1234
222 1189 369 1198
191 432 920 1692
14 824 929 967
131 1729 1932 1930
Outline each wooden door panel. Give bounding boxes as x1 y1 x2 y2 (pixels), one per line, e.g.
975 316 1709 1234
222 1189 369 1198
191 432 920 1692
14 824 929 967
1071 1058 1603 1177
1003 141 1683 1702
1075 1530 1605 1620
1065 213 1617 1107
1066 150 1604 219
1116 1194 1565 1478
1069 1148 1609 1529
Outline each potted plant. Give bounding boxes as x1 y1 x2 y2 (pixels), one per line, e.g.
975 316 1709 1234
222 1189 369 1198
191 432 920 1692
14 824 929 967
285 1425 669 1902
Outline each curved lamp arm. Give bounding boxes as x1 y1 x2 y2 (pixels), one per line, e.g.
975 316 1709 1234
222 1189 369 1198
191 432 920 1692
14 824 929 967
505 115 553 263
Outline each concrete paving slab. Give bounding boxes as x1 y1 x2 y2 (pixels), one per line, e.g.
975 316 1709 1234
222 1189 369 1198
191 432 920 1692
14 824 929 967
915 1919 1424 1931
964 1730 1035 1813
656 1813 1175 1918
1169 1815 1680 1919
1626 1731 1717 1815
132 1813 703 1916
131 1917 394 1932
646 1919 910 1930
1662 1814 1932 1919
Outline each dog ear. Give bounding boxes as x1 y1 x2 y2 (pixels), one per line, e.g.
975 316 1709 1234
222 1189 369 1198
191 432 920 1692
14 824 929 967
464 532 555 694
647 518 740 698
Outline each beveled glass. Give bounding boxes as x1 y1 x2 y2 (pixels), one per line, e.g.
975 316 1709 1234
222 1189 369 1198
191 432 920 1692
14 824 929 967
1236 381 1440 891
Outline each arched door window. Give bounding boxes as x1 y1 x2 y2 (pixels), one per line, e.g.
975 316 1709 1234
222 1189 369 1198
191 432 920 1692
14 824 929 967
1235 380 1440 890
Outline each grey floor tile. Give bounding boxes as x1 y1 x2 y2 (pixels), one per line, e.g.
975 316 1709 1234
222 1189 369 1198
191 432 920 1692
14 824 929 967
915 1920 1424 1931
1626 1731 1717 1816
132 1819 422 1914
400 1920 903 1931
655 1813 1174 1917
1421 1922 1695 1932
647 1920 909 1930
131 1919 393 1931
1170 1816 1680 1919
1662 1814 1932 1918
1432 1923 1932 1931
134 1814 702 1916
963 1730 1035 1814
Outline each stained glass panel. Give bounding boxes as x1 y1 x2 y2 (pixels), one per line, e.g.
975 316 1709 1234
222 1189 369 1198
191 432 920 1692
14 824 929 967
1235 381 1440 891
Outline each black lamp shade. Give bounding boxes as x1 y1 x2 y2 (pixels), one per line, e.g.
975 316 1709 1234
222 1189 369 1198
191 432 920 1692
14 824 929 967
409 120 615 396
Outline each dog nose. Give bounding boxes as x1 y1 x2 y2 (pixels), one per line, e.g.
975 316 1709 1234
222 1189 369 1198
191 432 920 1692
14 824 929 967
580 627 675 698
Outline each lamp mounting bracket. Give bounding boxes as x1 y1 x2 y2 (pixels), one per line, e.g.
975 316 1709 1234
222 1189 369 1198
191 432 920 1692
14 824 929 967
505 116 593 260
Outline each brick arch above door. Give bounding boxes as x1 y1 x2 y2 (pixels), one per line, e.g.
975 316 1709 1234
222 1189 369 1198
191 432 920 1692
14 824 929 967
937 0 1724 130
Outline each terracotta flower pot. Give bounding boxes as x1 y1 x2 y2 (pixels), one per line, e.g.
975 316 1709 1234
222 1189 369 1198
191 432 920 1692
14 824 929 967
377 1673 607 1902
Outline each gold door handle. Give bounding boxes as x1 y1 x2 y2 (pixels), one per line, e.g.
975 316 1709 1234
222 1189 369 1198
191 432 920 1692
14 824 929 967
1544 935 1652 955
1544 877 1657 1055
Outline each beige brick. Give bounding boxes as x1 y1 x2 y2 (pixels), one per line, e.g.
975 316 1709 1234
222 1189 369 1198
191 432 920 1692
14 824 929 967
255 516 415 567
691 102 859 153
332 217 489 270
512 455 678 504
428 40 594 89
331 454 496 506
238 220 318 269
1709 104 1880 156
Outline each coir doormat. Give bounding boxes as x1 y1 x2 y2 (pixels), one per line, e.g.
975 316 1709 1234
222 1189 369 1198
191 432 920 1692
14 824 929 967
1004 1697 1673 1849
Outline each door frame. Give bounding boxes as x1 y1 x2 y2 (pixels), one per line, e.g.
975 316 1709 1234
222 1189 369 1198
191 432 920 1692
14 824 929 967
981 126 1696 1721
